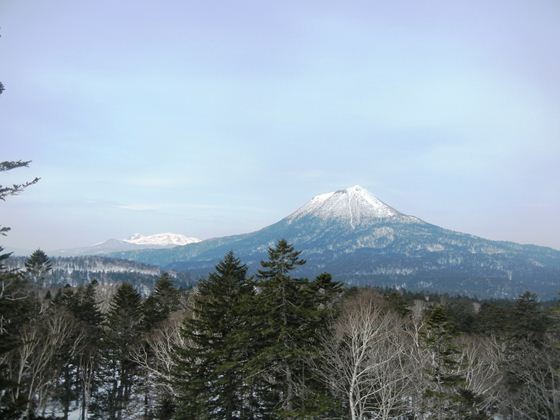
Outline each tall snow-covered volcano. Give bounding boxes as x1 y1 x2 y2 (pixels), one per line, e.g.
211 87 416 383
112 186 560 299
287 185 417 226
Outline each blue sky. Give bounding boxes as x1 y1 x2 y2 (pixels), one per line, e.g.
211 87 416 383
1 0 559 250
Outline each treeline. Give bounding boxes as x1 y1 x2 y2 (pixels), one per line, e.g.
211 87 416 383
5 255 195 292
1 242 559 419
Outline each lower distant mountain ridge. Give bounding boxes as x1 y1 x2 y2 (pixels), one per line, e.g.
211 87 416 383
108 186 560 299
50 232 200 256
6 256 194 294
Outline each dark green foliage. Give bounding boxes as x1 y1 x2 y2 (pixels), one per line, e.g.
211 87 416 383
139 274 181 417
93 283 143 419
143 273 180 330
75 280 104 327
385 289 410 317
422 306 461 387
48 281 105 419
155 394 177 420
474 300 511 336
422 305 484 418
25 249 53 283
257 239 306 279
254 240 307 416
508 291 549 344
499 291 558 417
0 271 37 418
0 160 40 418
175 252 255 419
250 240 340 417
296 272 343 416
445 298 478 333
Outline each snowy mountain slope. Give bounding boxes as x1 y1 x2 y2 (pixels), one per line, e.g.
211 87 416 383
124 233 200 246
111 186 560 299
51 233 200 257
286 185 416 225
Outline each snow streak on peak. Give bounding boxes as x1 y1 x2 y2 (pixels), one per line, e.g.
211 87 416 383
287 185 407 228
124 233 200 246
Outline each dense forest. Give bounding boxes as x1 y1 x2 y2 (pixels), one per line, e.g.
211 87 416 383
5 255 195 296
1 241 559 419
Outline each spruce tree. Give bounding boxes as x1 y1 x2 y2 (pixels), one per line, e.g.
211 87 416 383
72 281 104 420
143 273 180 330
502 292 552 417
25 249 53 288
50 286 81 418
0 159 39 418
297 272 343 415
421 305 483 419
509 291 548 345
254 239 309 417
93 283 143 419
175 251 255 419
0 269 37 419
58 280 103 419
140 274 181 417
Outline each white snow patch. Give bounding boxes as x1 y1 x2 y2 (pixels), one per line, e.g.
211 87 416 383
124 232 200 246
426 244 445 252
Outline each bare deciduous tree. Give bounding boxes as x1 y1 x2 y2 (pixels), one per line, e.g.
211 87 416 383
130 310 186 414
316 290 413 420
7 308 84 416
456 334 504 414
504 340 560 419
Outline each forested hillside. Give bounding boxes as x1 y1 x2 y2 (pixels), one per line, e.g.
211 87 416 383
5 254 194 295
1 240 559 419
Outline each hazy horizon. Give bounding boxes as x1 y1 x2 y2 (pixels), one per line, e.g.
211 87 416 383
1 0 559 250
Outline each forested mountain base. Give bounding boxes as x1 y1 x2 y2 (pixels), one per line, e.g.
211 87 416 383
1 241 559 419
5 255 195 295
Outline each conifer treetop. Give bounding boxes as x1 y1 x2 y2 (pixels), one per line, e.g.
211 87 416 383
257 239 306 279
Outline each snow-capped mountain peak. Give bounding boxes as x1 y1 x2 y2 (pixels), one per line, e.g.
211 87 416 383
287 185 409 227
124 233 200 246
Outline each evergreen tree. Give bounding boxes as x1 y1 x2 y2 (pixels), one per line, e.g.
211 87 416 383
51 281 104 420
143 273 180 330
474 300 510 337
25 249 53 288
297 273 343 415
253 239 311 417
502 292 553 417
421 305 483 419
508 291 548 345
0 159 39 418
0 270 37 418
50 286 81 418
175 252 255 419
140 274 181 417
75 280 104 420
306 273 343 346
93 283 143 419
384 289 410 317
